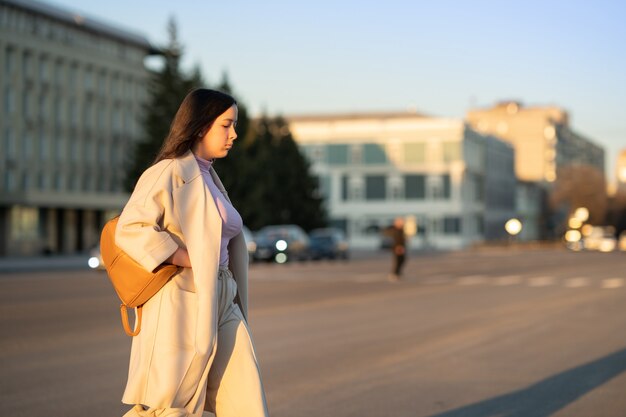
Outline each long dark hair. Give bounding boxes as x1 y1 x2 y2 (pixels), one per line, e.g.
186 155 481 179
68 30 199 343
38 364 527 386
153 88 237 164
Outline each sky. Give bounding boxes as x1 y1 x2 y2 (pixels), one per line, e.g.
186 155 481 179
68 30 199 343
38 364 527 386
50 0 626 181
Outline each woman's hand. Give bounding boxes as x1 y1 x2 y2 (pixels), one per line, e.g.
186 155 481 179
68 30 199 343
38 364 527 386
166 247 192 268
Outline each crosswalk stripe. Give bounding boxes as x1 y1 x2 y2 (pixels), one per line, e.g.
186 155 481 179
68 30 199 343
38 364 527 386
422 276 452 285
602 278 624 289
565 277 591 288
528 276 556 287
353 274 384 282
458 275 488 285
495 275 523 286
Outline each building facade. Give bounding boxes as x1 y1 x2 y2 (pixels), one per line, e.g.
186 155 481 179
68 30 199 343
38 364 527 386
466 101 605 183
617 150 626 191
288 112 516 249
0 0 157 256
467 101 605 239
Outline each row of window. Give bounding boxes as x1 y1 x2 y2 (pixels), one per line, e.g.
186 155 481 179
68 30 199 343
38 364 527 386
3 168 124 193
344 215 474 236
327 174 452 201
3 46 145 101
4 88 138 134
3 127 128 165
0 7 146 63
303 142 462 166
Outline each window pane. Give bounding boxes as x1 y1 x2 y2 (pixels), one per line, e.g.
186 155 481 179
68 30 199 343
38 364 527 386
5 127 15 158
327 144 349 165
363 143 387 164
341 175 349 201
5 47 15 74
444 217 461 234
405 174 425 199
404 142 425 164
365 175 386 200
443 141 461 162
442 174 451 198
4 86 15 114
318 175 331 199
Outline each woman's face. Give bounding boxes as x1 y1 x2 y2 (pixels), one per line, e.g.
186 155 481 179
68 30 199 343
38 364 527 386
194 104 238 160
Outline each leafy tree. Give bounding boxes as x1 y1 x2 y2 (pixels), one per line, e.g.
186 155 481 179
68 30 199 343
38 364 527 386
124 17 203 191
549 164 608 230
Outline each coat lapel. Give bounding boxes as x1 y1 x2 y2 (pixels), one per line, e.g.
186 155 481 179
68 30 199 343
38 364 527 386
173 150 221 353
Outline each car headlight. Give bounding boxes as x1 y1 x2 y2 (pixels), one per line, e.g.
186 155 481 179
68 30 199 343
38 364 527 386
275 240 288 251
88 256 101 269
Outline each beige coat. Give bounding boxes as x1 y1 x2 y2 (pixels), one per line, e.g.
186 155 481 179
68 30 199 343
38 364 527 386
115 150 249 414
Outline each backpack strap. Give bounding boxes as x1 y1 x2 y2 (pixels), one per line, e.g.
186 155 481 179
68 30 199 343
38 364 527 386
120 304 142 337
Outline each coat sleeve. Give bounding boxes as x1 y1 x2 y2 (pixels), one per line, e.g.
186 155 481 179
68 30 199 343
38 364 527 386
115 161 179 272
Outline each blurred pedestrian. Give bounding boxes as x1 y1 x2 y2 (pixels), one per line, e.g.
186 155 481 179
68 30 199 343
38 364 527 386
116 89 269 417
386 217 407 282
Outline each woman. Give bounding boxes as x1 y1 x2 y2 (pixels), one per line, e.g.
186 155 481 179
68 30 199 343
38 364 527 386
115 88 269 417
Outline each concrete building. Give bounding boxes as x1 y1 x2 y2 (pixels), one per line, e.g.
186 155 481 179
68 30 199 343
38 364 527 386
467 101 605 183
288 112 516 249
617 150 626 190
467 101 605 239
0 0 157 256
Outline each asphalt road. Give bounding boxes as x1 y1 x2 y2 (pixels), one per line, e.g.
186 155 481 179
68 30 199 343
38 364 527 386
1 247 625 417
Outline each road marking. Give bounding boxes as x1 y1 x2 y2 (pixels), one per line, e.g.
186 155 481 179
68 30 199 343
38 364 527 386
564 277 591 288
353 273 386 282
528 276 556 287
458 275 488 285
602 278 624 289
495 275 523 286
422 275 452 285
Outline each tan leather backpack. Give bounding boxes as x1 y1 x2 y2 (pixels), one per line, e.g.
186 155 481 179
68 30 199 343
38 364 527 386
100 216 180 336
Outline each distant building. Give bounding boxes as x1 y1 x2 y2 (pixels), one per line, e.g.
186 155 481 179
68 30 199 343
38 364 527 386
617 150 626 190
467 101 605 239
287 112 516 249
0 0 158 256
467 101 605 183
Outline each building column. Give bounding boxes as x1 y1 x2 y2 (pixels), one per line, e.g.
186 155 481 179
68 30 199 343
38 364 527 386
0 206 8 256
55 208 64 254
64 209 77 253
82 209 99 251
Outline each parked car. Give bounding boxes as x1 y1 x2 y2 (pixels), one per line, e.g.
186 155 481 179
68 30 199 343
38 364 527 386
253 224 310 263
309 228 349 260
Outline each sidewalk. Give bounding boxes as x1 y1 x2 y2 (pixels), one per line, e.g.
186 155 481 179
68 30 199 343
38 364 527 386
0 254 91 273
0 244 552 274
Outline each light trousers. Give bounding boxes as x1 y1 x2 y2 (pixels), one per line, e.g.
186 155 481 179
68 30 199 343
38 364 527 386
123 267 269 417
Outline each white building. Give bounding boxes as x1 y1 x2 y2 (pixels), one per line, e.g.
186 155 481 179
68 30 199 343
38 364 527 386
288 112 516 249
0 0 158 256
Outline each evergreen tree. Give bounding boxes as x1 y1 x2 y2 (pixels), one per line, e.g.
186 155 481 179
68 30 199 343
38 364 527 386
124 22 326 231
124 17 203 191
212 73 253 208
238 115 327 231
